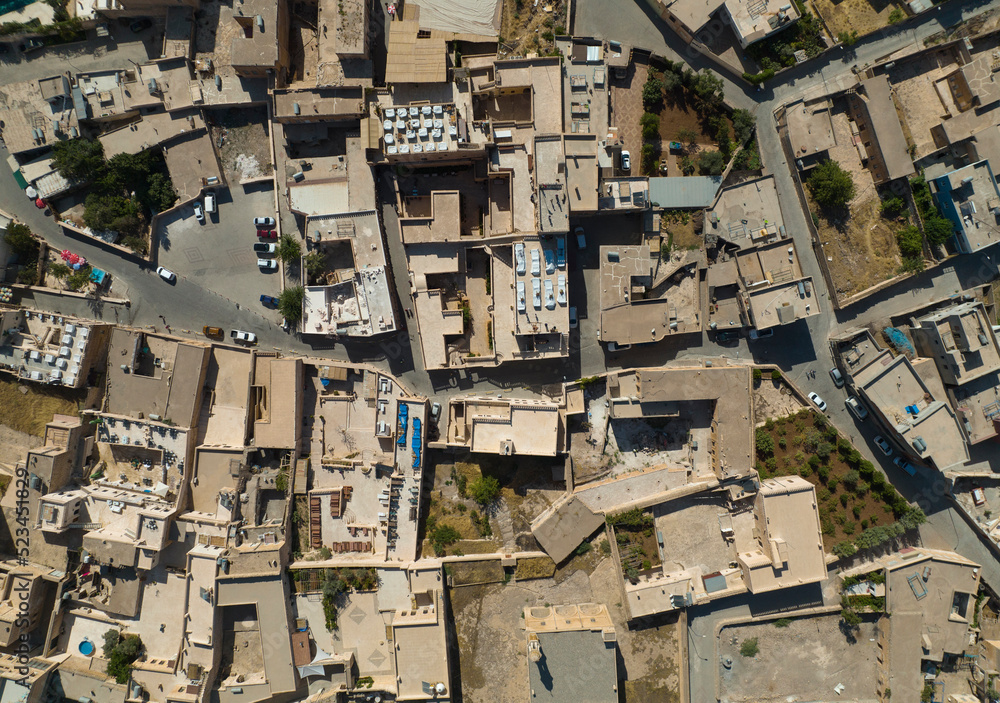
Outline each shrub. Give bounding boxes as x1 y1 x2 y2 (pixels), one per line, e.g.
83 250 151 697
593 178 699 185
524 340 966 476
817 465 830 482
924 216 954 246
574 540 593 556
732 108 756 142
778 437 787 449
739 637 759 657
275 471 288 493
841 608 862 627
771 369 781 381
808 159 856 207
815 442 834 460
640 112 660 140
896 225 923 259
468 475 501 505
833 541 857 558
642 76 664 110
888 8 904 23
697 150 725 176
843 470 860 490
753 368 762 383
881 195 906 218
773 618 793 628
838 30 859 46
755 429 775 456
103 632 143 684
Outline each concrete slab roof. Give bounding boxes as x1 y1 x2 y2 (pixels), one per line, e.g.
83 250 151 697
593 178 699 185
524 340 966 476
786 98 837 157
854 351 970 470
531 494 605 563
737 476 826 594
528 630 617 703
648 176 722 209
855 76 916 182
99 109 206 158
162 131 223 203
251 357 302 450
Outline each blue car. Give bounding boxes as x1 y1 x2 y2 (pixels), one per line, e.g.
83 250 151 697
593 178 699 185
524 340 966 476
260 295 279 307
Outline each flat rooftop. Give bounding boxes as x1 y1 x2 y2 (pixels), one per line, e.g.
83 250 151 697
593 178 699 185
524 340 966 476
99 109 206 158
786 98 837 157
708 176 784 248
745 277 820 330
660 0 725 31
251 357 302 450
288 179 350 217
854 352 969 470
399 190 461 244
932 160 1000 253
273 88 364 120
162 131 222 203
535 137 569 232
378 103 460 157
528 629 617 703
0 77 79 155
564 135 599 211
723 0 799 47
229 0 281 69
951 371 1000 444
514 238 570 336
104 328 208 428
737 476 826 594
458 397 563 456
599 245 700 344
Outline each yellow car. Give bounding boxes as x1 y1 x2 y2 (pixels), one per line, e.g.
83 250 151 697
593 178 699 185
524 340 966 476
203 326 224 340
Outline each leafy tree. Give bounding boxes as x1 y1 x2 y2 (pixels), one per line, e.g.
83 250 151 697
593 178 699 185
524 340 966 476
144 172 177 212
732 108 755 143
697 150 725 176
82 193 140 232
102 631 142 684
66 266 92 291
642 76 664 110
661 69 681 93
739 637 759 657
279 285 304 322
888 8 904 24
303 251 326 280
840 608 862 627
468 475 500 505
51 138 105 180
838 30 859 46
641 142 658 175
755 428 774 456
880 196 906 218
923 216 954 246
48 261 71 279
640 112 660 140
832 541 857 558
680 155 695 175
4 222 38 257
693 71 724 106
808 160 856 207
896 225 923 259
677 128 699 146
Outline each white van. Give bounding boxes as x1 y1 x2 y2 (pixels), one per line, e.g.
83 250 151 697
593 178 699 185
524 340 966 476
204 192 217 214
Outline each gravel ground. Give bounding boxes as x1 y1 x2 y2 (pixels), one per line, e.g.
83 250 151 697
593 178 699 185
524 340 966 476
719 616 879 703
208 107 274 182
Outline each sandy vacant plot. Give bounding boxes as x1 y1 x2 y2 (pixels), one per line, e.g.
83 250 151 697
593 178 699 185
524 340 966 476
812 0 905 38
451 554 681 703
719 616 879 702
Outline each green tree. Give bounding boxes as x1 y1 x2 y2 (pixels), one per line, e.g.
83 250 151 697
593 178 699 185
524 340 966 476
697 150 725 175
677 128 698 146
661 69 681 93
755 428 774 456
808 159 856 207
277 233 302 264
680 155 695 175
693 71 724 107
838 30 859 46
896 225 923 259
888 8 904 24
66 266 92 291
4 222 38 258
923 216 954 246
103 632 143 684
144 172 177 212
880 195 906 218
640 112 660 140
51 138 105 180
48 261 71 279
840 608 862 627
732 108 755 143
642 76 664 110
468 475 501 505
279 285 304 322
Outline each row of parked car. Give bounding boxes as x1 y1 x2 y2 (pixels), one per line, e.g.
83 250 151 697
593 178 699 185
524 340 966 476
254 217 278 270
810 368 918 476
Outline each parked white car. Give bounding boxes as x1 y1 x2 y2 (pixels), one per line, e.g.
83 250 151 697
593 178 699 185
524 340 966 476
807 392 827 412
156 266 176 282
258 258 278 271
873 435 893 457
230 330 257 344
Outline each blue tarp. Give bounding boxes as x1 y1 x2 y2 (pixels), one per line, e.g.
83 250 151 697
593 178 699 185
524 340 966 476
412 418 422 467
397 403 408 445
90 267 106 284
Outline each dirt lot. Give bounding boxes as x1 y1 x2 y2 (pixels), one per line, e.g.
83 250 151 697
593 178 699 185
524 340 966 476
719 616 879 702
499 0 566 57
753 375 807 423
889 50 960 160
0 425 42 471
423 453 563 556
811 0 905 39
208 107 275 183
451 554 680 703
0 377 81 437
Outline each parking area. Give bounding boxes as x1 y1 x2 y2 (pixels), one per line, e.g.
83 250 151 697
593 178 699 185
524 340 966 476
155 182 282 324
